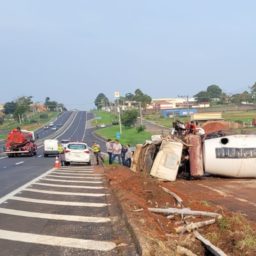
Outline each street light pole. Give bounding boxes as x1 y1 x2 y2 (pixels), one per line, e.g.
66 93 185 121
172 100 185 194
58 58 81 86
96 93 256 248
114 91 122 135
117 98 122 134
139 101 143 126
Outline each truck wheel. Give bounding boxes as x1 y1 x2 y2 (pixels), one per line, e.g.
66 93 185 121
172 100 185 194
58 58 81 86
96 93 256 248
64 161 70 166
7 153 13 158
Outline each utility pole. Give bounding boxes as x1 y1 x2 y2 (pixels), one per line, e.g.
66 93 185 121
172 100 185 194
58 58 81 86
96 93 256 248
139 102 143 126
114 91 122 135
117 98 122 134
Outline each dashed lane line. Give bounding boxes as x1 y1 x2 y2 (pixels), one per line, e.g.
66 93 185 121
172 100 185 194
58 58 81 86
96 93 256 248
0 208 111 223
0 229 116 251
24 188 107 197
44 175 102 180
41 178 102 183
15 161 24 166
0 156 7 160
9 196 109 207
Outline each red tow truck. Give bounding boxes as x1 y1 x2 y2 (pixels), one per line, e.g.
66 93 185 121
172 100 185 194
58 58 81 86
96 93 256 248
4 127 37 157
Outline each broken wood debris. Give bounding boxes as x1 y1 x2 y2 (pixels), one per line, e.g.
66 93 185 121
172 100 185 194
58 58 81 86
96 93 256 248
194 230 227 256
175 218 216 233
148 207 222 220
160 186 184 207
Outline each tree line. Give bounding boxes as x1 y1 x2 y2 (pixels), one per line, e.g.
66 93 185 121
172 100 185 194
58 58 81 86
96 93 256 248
95 83 256 111
1 96 66 124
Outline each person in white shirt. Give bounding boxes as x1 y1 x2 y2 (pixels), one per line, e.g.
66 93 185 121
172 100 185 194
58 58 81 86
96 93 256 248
106 139 113 164
112 139 122 164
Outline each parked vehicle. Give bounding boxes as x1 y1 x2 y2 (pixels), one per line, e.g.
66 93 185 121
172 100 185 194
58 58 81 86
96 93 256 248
64 142 91 165
60 139 70 149
5 128 37 157
43 139 59 157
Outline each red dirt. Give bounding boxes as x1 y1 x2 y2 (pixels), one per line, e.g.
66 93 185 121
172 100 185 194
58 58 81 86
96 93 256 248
202 121 235 134
103 166 256 256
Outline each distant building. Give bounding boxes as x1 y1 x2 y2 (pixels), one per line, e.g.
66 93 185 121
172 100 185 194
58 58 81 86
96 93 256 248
0 104 4 112
31 103 47 112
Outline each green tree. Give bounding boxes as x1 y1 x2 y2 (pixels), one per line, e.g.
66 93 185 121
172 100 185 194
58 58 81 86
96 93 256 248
125 93 134 101
231 91 252 104
133 89 152 108
121 109 139 127
194 91 210 103
3 101 17 115
44 97 58 111
13 96 33 123
206 85 222 99
94 93 109 109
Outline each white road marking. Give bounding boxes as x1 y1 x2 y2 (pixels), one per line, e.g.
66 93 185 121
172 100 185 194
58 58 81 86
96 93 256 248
24 188 107 197
10 196 109 207
15 161 24 165
37 155 42 158
3 166 7 169
59 167 93 171
0 229 116 251
51 171 102 176
45 175 102 180
41 176 102 183
0 156 8 160
57 170 95 175
198 184 228 197
0 208 110 223
0 168 55 205
35 182 103 188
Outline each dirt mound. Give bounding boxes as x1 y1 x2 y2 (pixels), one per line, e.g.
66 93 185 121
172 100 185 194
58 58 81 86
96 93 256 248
202 121 241 134
104 165 256 256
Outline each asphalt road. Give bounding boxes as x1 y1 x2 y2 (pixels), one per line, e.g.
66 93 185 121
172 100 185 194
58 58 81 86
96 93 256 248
0 111 138 256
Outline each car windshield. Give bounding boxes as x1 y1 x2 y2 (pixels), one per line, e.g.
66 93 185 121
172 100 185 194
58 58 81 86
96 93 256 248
67 144 87 150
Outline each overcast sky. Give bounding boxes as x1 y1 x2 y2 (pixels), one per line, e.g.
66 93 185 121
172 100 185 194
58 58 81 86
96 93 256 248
0 1 256 110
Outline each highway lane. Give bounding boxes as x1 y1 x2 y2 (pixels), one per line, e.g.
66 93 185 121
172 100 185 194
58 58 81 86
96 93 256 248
0 110 138 255
0 111 87 197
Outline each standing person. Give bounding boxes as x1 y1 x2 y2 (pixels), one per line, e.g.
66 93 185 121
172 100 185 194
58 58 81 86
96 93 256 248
58 143 65 166
124 144 132 168
92 142 101 165
121 144 128 165
106 139 113 164
112 139 122 164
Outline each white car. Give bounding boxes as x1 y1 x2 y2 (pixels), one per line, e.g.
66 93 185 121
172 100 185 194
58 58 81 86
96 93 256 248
64 142 91 165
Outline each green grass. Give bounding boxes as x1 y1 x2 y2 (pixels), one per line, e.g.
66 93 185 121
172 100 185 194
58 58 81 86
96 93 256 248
95 126 151 146
92 110 117 126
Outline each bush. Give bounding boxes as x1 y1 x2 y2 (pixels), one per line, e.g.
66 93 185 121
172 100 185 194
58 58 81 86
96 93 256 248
29 119 37 124
121 109 139 127
136 125 146 133
39 113 48 119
